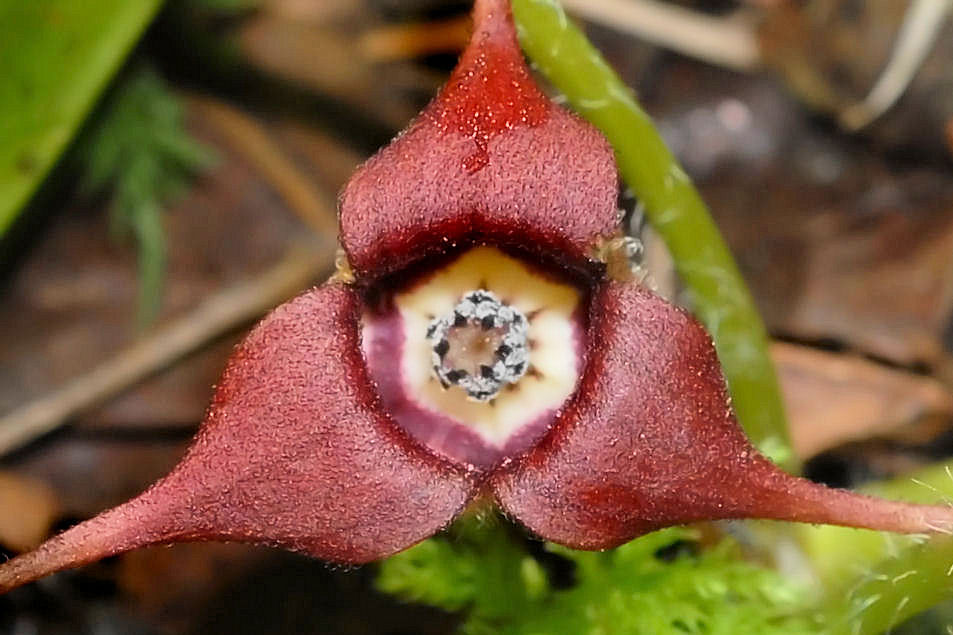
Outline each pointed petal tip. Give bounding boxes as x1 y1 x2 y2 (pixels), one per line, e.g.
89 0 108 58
470 0 519 53
0 492 175 594
723 455 953 537
1 283 478 594
472 0 511 23
493 280 953 549
338 0 619 281
433 0 547 140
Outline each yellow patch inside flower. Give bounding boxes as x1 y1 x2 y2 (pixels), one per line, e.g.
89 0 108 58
396 247 583 445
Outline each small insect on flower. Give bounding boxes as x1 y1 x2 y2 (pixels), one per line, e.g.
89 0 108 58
2 0 953 593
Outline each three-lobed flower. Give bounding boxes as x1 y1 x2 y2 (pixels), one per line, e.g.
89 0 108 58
1 0 952 593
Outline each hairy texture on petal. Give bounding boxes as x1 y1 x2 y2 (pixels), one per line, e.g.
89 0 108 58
0 284 476 593
493 281 953 550
339 0 619 281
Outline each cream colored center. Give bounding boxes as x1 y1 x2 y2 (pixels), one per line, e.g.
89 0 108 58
394 246 583 445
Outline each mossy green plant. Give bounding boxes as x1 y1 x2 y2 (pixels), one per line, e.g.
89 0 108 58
379 516 815 635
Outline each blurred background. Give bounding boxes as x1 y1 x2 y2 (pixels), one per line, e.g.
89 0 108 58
1 0 952 632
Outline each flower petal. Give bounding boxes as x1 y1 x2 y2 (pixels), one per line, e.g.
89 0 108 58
0 284 477 593
339 0 619 281
493 281 953 549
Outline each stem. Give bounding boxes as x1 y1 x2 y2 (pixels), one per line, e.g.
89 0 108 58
512 0 795 470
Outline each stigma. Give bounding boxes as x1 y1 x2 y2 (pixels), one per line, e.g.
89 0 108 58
427 290 529 401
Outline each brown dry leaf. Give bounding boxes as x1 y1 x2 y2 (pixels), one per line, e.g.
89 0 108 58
236 11 441 130
0 471 59 552
946 117 953 156
774 342 953 459
759 0 953 159
704 153 953 366
759 0 904 112
631 51 953 365
358 16 471 63
777 203 953 366
273 119 363 194
263 0 362 23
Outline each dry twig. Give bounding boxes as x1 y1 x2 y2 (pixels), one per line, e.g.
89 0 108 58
357 0 762 72
559 0 762 72
840 0 952 130
192 96 341 240
0 248 332 457
359 16 472 62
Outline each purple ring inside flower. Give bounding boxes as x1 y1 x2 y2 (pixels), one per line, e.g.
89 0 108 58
362 246 589 470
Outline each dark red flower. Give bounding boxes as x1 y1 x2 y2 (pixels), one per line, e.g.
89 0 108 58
1 0 951 593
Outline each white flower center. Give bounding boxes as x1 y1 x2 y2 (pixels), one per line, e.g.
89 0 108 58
361 246 584 468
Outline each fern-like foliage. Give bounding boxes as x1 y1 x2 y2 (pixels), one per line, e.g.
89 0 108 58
378 515 816 635
77 66 214 324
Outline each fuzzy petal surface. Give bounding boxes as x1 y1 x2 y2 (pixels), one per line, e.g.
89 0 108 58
339 0 619 281
0 284 476 593
494 281 953 549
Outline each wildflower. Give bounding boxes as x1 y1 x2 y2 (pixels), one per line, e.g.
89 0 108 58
1 0 950 593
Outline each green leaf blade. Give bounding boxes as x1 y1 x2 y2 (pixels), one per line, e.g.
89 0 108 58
0 0 164 236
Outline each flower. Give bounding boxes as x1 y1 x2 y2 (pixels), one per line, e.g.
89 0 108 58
1 0 951 593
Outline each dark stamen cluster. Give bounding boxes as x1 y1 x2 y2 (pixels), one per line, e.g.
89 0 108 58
427 290 529 401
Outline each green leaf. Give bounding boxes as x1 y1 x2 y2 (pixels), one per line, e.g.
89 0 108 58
0 0 164 237
511 0 795 471
819 536 953 635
